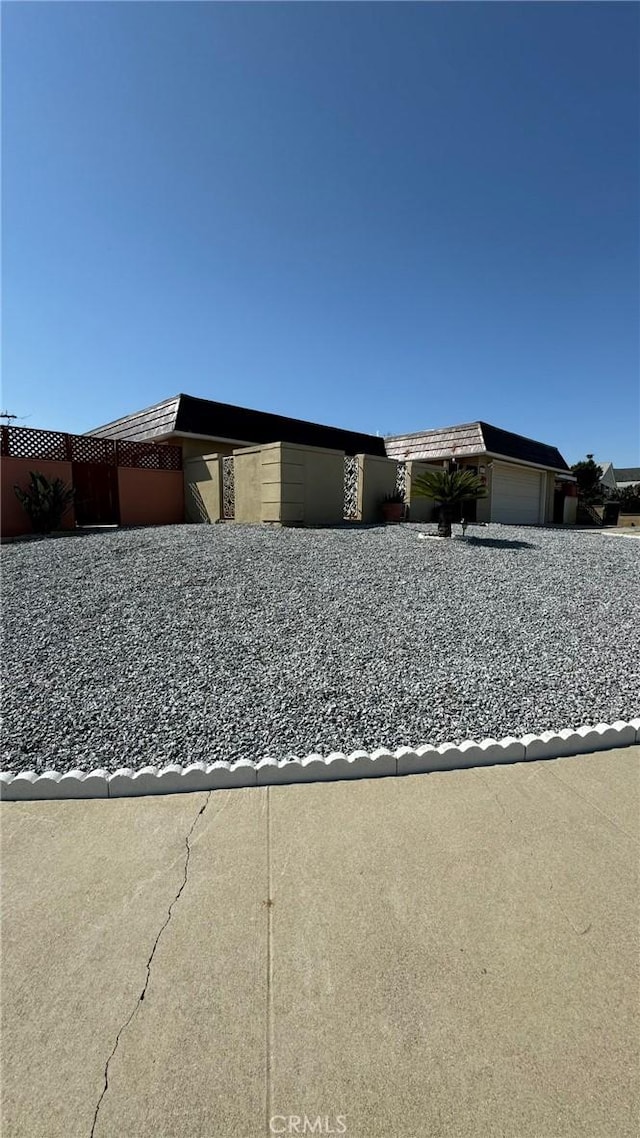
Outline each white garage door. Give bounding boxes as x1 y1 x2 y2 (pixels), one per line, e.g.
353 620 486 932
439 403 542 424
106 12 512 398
491 463 543 525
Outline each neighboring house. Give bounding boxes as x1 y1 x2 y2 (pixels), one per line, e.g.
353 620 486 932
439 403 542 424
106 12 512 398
89 394 386 460
385 421 576 525
598 464 640 497
599 462 618 496
613 466 640 492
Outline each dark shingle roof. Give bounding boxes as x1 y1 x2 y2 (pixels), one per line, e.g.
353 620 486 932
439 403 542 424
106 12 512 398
479 422 569 471
613 467 640 484
89 394 386 457
385 420 569 471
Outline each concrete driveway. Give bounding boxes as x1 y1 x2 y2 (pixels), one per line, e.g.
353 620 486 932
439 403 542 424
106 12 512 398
2 748 638 1138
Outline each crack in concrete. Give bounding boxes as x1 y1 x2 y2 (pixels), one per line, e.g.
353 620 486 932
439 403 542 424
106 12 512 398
265 786 274 1138
89 792 211 1138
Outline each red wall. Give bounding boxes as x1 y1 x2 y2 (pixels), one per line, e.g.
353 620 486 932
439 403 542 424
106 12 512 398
117 468 184 527
1 458 76 539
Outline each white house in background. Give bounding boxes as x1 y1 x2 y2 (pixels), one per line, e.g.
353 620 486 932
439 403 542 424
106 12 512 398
612 466 640 492
599 462 618 496
599 464 640 496
385 421 577 526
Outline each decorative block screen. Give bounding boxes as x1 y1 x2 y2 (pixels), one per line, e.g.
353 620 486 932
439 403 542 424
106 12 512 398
343 456 359 521
222 456 235 519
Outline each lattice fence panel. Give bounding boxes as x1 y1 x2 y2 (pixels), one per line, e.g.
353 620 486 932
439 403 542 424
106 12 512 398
1 426 68 461
395 461 407 502
116 440 182 470
222 456 235 519
69 434 117 465
343 455 359 521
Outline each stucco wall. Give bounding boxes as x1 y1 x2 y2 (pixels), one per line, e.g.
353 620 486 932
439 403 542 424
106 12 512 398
563 497 578 525
117 468 184 527
358 454 399 523
543 472 555 525
234 447 265 523
173 435 240 461
299 444 344 524
1 457 76 539
233 442 344 525
405 461 442 522
183 453 222 523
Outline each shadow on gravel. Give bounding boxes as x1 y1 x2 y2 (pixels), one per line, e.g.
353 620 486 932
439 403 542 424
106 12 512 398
465 536 536 550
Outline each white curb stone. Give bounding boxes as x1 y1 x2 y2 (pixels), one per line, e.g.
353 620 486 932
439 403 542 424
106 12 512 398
57 770 110 799
396 745 440 776
1 721 637 801
206 759 257 789
108 766 162 797
256 749 397 786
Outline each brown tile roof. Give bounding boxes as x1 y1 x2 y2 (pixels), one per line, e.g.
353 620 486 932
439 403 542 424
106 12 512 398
385 421 569 471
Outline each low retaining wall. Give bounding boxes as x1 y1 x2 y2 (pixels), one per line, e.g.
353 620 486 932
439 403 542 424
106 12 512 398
1 720 637 800
2 457 76 538
117 468 184 527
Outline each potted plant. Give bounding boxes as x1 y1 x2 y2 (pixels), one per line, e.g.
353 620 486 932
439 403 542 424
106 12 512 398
380 490 406 524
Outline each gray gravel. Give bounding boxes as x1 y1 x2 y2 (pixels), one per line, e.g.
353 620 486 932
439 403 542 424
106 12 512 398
1 523 638 773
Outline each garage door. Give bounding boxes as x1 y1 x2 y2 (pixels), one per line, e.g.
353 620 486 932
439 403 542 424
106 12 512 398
491 463 543 525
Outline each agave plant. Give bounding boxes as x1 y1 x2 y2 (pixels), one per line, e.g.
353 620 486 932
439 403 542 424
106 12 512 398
412 467 487 538
14 471 74 534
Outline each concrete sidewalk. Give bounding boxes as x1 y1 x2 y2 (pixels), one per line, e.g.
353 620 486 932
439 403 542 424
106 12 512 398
2 748 639 1138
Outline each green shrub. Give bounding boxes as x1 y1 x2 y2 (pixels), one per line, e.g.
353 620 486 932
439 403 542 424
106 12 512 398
14 471 75 534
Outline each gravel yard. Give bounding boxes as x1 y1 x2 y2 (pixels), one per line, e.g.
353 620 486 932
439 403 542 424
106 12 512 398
2 523 638 774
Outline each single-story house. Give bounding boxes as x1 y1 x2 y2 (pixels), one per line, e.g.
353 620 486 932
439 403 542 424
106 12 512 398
599 463 618 496
385 421 576 525
611 466 640 492
89 394 386 460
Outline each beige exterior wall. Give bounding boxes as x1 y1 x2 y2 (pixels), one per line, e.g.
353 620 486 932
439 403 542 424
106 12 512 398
357 454 399 523
543 472 555 524
234 447 265 523
183 453 222 523
233 442 344 526
405 461 442 522
173 435 241 461
298 444 344 525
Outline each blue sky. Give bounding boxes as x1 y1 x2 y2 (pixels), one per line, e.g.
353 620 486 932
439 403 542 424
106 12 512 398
3 2 638 465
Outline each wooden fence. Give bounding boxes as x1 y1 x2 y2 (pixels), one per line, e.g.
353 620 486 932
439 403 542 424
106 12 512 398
2 426 184 539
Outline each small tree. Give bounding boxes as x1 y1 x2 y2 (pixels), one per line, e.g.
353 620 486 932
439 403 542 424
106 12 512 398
412 467 487 538
570 455 604 504
14 471 74 534
619 484 640 513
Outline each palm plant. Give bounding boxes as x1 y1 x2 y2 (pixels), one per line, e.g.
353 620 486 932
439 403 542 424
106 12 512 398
14 471 74 534
412 467 487 538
